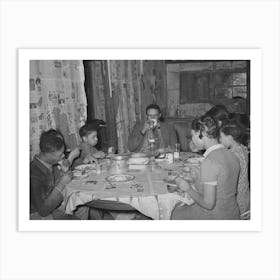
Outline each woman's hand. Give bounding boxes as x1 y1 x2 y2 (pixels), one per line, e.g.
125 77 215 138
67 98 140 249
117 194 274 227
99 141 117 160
175 177 191 192
189 140 201 153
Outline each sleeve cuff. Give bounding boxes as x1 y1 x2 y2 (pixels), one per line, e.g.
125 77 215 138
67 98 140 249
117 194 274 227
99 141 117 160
203 181 217 186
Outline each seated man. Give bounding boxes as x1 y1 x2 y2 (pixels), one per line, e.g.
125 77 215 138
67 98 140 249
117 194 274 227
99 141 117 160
128 104 178 153
30 129 88 220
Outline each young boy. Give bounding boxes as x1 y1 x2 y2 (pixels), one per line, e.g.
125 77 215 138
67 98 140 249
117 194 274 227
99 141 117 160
72 123 105 166
30 129 88 219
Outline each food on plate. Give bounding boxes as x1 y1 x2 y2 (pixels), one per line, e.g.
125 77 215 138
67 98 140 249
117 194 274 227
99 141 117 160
73 170 89 179
106 174 135 182
75 163 96 171
128 157 149 165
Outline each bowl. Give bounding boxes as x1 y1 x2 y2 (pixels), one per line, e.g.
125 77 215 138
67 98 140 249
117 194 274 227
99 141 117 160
128 157 149 165
106 174 135 182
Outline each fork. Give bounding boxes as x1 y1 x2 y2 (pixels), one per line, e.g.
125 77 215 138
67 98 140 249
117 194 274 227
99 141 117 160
106 180 116 189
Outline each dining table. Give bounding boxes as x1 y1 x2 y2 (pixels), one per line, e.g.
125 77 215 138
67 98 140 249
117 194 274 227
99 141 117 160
63 153 202 220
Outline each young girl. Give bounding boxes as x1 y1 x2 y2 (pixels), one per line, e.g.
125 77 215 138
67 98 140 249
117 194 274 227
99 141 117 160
220 119 250 217
172 115 240 220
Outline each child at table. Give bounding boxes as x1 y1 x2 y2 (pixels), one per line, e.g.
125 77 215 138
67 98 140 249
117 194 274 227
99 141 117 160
30 129 89 220
220 119 250 218
69 123 106 167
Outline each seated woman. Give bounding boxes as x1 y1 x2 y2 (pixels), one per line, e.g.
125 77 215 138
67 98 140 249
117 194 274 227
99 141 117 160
220 119 250 218
171 116 240 220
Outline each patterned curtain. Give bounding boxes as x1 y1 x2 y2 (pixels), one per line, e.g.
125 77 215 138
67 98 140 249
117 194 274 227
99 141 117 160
30 60 87 160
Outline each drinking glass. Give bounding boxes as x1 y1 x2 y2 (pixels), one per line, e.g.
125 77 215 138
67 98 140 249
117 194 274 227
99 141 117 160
174 143 180 159
175 143 181 152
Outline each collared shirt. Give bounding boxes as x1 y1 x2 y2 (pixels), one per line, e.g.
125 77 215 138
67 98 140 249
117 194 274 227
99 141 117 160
30 155 63 217
36 155 53 171
128 120 178 153
203 144 224 158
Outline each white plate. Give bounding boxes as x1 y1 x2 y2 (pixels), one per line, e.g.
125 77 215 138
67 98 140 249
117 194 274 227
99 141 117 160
131 153 147 158
73 171 89 179
187 157 204 164
106 174 135 182
128 157 149 165
75 163 96 171
128 164 147 170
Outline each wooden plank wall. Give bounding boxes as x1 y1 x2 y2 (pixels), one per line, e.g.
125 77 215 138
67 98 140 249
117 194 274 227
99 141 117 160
86 60 167 153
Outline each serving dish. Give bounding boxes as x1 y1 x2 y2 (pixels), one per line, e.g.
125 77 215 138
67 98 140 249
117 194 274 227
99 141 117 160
106 174 135 183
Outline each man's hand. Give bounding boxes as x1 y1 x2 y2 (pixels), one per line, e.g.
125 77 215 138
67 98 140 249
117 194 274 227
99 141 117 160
141 121 151 135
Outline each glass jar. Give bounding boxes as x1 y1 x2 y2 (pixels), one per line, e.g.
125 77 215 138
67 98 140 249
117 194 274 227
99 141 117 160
109 155 129 174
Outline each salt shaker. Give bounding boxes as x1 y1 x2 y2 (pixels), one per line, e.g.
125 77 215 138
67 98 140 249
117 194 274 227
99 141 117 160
96 162 101 174
166 153 174 164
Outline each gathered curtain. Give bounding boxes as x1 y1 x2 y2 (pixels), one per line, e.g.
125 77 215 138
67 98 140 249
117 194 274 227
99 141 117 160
30 60 87 160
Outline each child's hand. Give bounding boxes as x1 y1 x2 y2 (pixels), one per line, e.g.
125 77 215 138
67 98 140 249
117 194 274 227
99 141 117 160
94 151 106 159
85 155 97 163
68 147 81 164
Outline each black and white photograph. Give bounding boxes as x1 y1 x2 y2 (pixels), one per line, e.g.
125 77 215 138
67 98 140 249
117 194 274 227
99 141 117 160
28 59 251 221
1 1 280 280
18 48 262 231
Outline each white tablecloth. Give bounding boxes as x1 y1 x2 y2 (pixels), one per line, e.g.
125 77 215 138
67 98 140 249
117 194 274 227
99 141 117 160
64 161 197 220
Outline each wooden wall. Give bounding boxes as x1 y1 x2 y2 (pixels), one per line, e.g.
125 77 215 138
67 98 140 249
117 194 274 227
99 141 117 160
84 60 167 153
166 61 249 117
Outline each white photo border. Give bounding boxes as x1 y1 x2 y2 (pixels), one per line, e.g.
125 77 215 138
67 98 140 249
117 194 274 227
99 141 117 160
19 48 262 232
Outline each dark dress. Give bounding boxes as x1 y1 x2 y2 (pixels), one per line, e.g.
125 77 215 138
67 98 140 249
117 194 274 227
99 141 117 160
172 145 240 220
